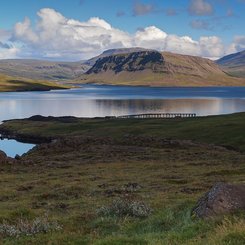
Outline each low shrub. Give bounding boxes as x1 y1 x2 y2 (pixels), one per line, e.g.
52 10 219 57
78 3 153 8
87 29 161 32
97 198 152 218
0 214 62 238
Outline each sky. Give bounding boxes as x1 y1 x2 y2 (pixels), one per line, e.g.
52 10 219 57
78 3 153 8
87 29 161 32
0 0 245 61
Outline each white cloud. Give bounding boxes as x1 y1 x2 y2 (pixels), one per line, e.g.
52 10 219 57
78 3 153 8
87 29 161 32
134 26 167 49
188 0 214 16
0 29 19 59
233 36 245 51
0 8 241 60
199 36 224 59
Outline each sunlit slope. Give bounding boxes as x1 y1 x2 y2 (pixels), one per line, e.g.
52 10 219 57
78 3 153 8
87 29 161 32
0 73 68 92
79 50 245 86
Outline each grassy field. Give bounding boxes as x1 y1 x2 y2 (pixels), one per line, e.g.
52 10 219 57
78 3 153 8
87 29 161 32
0 113 245 244
1 113 245 151
0 73 68 92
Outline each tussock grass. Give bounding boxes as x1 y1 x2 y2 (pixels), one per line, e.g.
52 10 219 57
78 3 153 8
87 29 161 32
0 113 245 244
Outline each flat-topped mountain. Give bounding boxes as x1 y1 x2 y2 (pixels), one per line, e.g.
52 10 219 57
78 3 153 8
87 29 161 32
0 48 244 86
86 50 164 74
81 49 244 86
217 50 245 78
84 47 151 66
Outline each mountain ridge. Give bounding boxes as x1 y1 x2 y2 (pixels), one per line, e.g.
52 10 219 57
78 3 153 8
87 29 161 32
216 50 245 78
80 50 244 86
0 48 244 86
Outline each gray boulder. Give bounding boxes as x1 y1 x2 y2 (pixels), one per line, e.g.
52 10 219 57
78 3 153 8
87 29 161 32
192 182 245 218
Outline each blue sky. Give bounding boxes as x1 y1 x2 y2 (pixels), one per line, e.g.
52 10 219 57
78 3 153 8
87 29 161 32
0 0 245 60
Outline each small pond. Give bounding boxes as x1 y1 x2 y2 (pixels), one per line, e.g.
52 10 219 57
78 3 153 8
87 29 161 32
0 139 35 158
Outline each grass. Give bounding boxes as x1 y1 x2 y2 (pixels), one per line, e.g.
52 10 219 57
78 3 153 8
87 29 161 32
1 112 245 151
0 73 69 92
0 113 245 244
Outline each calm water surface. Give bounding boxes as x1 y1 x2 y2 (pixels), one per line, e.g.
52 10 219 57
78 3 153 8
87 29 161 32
0 85 244 121
0 139 35 158
0 85 244 156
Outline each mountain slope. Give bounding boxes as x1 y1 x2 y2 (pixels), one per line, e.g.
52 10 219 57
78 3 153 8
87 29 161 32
0 48 150 81
0 59 90 81
80 50 245 86
217 50 245 78
0 73 68 92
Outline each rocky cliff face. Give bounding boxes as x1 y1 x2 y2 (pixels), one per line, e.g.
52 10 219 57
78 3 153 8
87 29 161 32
86 51 164 74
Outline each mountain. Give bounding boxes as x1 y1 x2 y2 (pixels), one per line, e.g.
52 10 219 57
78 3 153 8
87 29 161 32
80 49 245 86
216 50 245 78
0 59 90 81
0 49 150 81
0 48 244 86
0 73 67 92
84 47 151 66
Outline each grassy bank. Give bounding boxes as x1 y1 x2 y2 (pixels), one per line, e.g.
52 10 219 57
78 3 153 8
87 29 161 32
1 113 245 151
0 113 245 244
0 74 68 92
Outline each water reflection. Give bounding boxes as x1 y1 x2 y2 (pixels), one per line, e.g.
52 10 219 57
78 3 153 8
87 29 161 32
0 85 244 156
0 139 35 157
0 85 244 121
93 98 245 117
0 97 244 121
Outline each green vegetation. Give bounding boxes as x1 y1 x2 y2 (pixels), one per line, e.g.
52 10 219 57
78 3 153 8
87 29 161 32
2 113 245 151
0 113 245 244
0 73 69 92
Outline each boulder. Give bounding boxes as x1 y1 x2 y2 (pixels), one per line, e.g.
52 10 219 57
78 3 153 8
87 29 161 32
192 182 245 218
0 150 8 163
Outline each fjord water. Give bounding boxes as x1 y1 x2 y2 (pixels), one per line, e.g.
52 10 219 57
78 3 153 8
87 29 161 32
0 85 244 157
0 85 245 121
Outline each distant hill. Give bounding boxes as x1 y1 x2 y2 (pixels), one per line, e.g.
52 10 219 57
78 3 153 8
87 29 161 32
0 73 67 92
0 59 90 81
80 49 245 86
0 48 244 86
0 49 150 81
216 50 245 78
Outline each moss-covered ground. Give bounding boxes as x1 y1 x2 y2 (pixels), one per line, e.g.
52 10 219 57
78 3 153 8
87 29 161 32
0 113 245 244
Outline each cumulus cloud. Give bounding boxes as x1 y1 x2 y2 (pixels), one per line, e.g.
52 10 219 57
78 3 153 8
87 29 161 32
0 8 241 60
230 36 245 51
188 0 214 16
0 29 19 59
12 8 132 60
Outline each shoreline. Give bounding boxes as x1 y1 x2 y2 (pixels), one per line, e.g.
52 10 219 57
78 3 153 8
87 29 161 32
0 113 244 151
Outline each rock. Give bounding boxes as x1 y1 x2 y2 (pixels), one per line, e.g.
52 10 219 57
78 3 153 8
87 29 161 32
0 150 8 163
15 154 21 160
192 182 245 218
